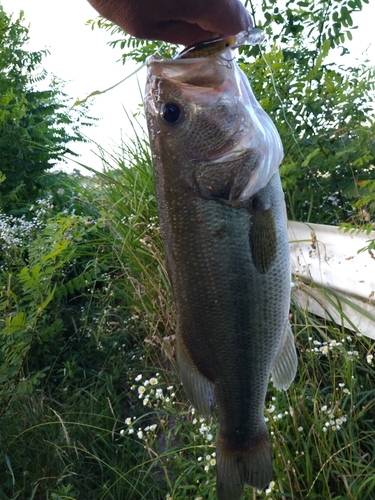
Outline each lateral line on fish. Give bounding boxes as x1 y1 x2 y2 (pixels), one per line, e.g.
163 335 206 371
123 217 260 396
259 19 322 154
257 45 328 195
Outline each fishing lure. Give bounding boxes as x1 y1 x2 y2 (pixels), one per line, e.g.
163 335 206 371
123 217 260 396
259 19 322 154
175 35 237 59
175 28 265 59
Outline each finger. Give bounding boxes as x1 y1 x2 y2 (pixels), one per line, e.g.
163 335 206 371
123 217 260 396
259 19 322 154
149 0 253 47
87 0 253 45
186 0 253 37
149 20 216 46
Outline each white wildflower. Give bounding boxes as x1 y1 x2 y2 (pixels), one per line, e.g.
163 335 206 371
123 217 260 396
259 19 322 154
138 386 146 397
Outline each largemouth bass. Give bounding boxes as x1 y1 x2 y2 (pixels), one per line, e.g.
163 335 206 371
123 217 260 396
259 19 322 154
144 53 298 499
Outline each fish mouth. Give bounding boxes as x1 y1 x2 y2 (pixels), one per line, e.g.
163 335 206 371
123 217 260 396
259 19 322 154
146 54 230 88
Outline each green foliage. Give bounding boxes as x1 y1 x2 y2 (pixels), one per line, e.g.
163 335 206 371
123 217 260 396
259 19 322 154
0 134 374 499
89 0 375 227
0 6 94 213
0 199 101 408
255 0 368 48
89 137 375 500
87 16 178 63
240 0 375 225
86 133 176 370
1 1 375 498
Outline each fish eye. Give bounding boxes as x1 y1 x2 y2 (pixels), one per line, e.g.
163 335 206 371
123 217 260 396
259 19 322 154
161 102 182 124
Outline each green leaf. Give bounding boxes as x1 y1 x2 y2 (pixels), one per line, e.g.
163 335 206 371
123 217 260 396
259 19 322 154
5 311 26 330
301 148 320 167
36 285 56 314
32 264 41 281
66 281 75 294
4 454 15 486
306 39 331 80
43 240 69 262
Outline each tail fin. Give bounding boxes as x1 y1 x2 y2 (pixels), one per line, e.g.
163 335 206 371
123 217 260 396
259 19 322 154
216 431 272 500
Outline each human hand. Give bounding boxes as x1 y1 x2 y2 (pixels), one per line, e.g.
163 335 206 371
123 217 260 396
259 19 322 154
87 0 253 46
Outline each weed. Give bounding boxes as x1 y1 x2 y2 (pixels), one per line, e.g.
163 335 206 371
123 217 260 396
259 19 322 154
1 138 374 499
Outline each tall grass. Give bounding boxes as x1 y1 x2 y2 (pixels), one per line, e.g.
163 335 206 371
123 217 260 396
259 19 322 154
1 132 374 499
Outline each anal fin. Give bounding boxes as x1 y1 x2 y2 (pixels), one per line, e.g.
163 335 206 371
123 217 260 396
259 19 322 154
176 336 215 417
271 322 298 391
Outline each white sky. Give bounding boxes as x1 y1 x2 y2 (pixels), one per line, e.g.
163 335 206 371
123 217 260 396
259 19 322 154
1 0 147 172
1 0 374 172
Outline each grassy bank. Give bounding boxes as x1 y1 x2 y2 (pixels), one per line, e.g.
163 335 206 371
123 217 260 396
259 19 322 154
0 136 374 499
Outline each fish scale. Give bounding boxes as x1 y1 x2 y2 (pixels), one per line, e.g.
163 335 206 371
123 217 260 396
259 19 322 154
145 53 298 499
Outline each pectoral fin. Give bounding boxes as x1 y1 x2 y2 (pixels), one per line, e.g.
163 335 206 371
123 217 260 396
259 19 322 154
250 197 277 273
176 336 215 416
271 322 298 391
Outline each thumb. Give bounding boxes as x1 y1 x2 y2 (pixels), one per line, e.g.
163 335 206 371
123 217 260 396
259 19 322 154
188 0 253 37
